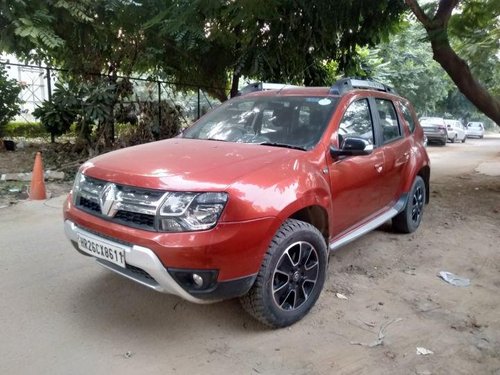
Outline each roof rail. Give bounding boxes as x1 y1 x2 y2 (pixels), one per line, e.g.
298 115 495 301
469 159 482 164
329 78 397 95
238 82 301 96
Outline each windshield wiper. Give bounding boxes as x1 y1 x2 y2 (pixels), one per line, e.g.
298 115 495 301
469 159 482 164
259 142 306 151
205 138 228 142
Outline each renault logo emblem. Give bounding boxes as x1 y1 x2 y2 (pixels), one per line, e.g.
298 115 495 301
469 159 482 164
99 183 120 217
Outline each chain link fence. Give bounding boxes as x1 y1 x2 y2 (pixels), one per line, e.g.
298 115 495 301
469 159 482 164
1 61 223 141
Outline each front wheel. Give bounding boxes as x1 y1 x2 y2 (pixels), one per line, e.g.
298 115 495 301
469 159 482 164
240 219 327 328
451 135 457 143
393 176 426 233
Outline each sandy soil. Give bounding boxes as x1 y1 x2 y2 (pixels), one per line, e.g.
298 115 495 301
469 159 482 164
0 142 78 206
0 136 499 374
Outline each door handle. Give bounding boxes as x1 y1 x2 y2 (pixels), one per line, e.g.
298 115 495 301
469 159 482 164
395 152 410 167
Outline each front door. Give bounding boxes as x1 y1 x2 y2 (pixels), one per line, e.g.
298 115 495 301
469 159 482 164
328 98 388 236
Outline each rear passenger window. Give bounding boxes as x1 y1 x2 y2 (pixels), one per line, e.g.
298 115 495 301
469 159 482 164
400 102 416 133
376 99 401 143
338 99 374 145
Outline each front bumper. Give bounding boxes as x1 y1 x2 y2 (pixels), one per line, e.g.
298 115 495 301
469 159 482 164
65 220 259 302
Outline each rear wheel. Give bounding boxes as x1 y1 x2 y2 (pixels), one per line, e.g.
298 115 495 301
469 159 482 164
462 135 466 143
393 176 426 233
240 219 327 328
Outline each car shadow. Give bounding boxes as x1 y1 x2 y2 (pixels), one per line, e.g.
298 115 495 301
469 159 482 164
69 269 269 336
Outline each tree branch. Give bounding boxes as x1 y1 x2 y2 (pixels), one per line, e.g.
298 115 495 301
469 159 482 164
430 39 500 124
404 0 431 28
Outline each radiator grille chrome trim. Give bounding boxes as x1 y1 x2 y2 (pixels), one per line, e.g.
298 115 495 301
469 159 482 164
74 175 168 231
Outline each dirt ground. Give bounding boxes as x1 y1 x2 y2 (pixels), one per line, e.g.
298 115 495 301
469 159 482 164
0 142 78 206
1 137 499 374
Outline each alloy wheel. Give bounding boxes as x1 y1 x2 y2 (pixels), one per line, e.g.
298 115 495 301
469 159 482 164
272 241 319 311
411 185 424 224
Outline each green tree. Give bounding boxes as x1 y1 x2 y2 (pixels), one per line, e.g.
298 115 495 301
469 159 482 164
404 0 500 125
363 23 452 115
148 0 406 98
1 0 169 148
0 64 22 138
448 0 500 98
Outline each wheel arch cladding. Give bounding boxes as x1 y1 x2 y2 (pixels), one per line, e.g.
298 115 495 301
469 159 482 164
289 205 329 243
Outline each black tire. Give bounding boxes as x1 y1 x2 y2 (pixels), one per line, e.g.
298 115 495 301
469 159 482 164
441 140 447 146
461 136 466 143
451 135 457 143
240 219 327 328
393 176 426 234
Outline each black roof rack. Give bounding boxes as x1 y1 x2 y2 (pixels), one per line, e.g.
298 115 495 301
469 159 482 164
329 78 397 95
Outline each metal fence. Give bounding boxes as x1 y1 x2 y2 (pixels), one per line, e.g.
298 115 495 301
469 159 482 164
1 61 223 140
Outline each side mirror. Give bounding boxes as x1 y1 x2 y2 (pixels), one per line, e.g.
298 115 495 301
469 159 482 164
330 137 373 158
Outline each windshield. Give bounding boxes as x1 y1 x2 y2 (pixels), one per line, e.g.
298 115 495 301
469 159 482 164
182 96 338 150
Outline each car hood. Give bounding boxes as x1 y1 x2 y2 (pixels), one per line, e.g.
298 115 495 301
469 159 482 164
81 138 303 191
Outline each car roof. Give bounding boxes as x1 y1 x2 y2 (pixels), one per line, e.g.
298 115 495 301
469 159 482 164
238 78 401 100
420 117 445 125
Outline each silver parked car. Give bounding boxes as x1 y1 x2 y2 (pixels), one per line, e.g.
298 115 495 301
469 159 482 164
467 122 485 138
420 117 448 146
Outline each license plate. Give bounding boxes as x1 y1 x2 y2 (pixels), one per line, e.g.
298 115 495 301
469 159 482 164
77 232 127 268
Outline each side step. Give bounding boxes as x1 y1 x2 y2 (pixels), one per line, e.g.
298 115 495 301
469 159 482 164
329 194 407 251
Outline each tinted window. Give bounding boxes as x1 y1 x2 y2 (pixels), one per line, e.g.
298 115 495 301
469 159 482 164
400 102 416 133
338 99 374 145
376 99 401 143
183 96 337 150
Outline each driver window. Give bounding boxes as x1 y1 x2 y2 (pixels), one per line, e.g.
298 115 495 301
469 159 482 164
338 99 374 146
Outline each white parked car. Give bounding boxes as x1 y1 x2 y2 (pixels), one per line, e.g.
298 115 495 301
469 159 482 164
467 122 485 138
444 119 467 143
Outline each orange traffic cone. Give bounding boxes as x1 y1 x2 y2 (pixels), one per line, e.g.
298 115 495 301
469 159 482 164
29 152 47 200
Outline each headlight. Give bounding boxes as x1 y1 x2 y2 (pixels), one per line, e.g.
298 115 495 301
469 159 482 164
158 192 228 232
72 171 85 203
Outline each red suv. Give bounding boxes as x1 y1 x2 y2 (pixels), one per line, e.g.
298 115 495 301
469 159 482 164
64 78 430 328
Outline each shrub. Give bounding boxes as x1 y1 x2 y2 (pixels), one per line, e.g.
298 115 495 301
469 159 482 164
32 82 78 137
3 121 48 138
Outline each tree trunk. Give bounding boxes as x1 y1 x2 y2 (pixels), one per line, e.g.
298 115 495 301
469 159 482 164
230 71 241 98
207 87 228 103
304 53 323 86
430 38 500 125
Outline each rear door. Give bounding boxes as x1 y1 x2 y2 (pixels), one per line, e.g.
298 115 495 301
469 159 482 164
371 97 410 209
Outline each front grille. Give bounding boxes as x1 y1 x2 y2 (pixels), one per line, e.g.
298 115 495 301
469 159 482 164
80 196 100 213
126 264 156 282
115 210 155 228
75 175 167 231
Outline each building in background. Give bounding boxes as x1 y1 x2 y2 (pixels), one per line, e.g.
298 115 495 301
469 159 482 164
0 54 53 122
